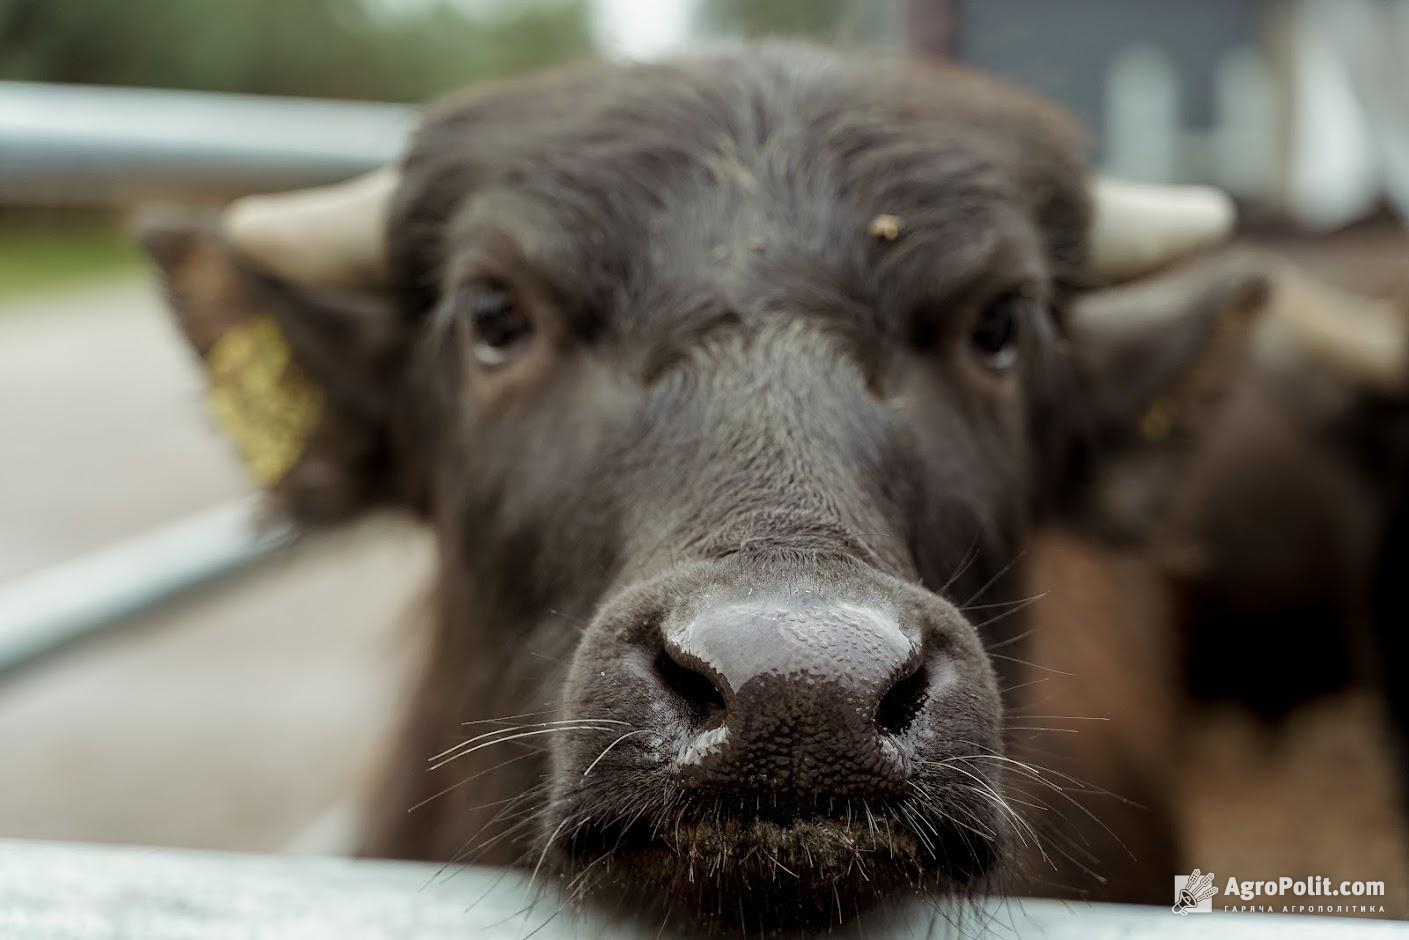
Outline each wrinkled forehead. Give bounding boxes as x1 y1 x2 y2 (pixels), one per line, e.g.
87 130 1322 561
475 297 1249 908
390 51 1089 313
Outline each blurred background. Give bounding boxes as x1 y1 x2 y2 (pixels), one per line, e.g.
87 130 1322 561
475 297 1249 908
1 0 1407 917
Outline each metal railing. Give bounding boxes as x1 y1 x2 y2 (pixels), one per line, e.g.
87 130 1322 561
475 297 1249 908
0 83 411 670
0 838 1399 939
0 81 414 205
0 499 295 677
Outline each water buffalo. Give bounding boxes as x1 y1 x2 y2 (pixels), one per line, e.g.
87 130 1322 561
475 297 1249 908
143 44 1248 931
1014 252 1409 905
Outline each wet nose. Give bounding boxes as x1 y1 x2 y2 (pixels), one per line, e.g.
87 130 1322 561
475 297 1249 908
659 595 929 794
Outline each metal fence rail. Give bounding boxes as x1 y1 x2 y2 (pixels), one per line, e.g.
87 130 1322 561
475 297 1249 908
0 82 410 664
0 499 296 677
0 81 414 205
0 839 1400 940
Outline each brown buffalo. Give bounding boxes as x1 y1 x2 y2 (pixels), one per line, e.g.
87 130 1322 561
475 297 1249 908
1019 249 1409 906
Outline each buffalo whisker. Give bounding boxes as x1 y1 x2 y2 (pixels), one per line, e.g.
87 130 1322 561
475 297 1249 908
428 725 621 772
457 705 560 728
528 818 568 897
937 534 982 595
961 592 1047 612
430 719 628 765
971 595 1045 633
987 653 1075 677
408 749 541 813
959 548 1028 607
1004 713 1111 721
581 729 649 777
938 761 1049 865
947 754 1136 859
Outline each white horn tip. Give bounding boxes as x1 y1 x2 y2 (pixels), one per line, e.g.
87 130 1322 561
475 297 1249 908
1090 179 1236 282
222 167 397 289
1269 266 1409 394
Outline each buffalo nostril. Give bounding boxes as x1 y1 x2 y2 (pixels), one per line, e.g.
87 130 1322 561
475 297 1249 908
875 664 929 737
655 649 727 731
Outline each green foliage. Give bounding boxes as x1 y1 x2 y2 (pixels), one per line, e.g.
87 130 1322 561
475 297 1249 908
0 223 139 299
693 0 890 45
0 0 596 101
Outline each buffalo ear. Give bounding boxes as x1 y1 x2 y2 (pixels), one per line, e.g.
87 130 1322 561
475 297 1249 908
139 210 415 524
1053 254 1272 542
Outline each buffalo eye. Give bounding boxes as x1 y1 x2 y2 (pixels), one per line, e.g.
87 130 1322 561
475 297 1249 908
465 281 533 366
970 292 1025 371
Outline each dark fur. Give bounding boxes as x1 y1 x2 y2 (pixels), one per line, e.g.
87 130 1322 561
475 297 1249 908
1151 273 1409 787
375 49 1092 931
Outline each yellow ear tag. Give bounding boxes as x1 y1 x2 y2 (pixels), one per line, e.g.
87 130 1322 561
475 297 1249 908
1138 396 1177 443
205 317 323 486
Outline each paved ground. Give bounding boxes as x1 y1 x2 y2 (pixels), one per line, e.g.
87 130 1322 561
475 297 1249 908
0 517 430 854
0 275 248 581
0 274 430 853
